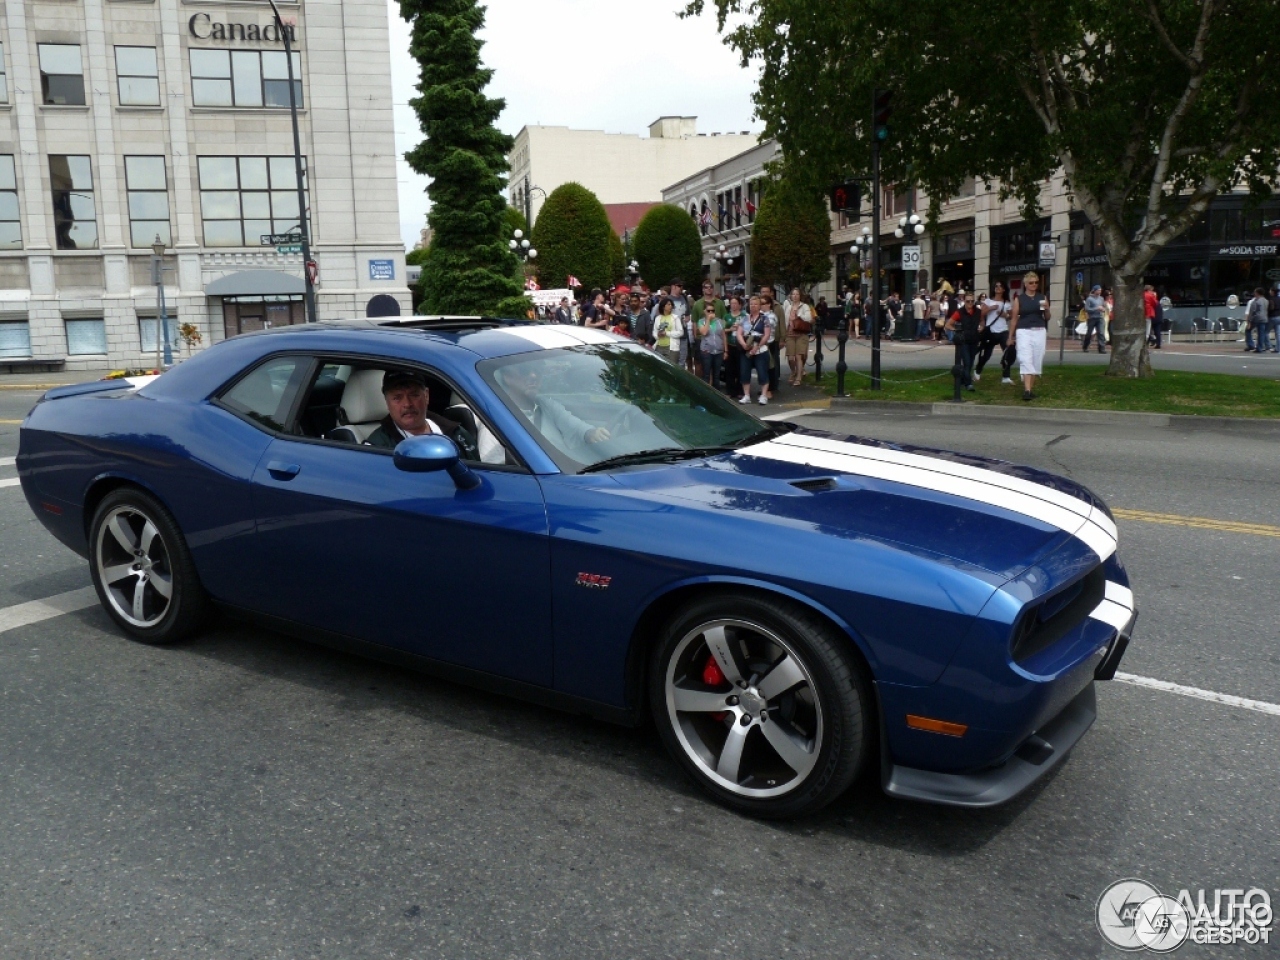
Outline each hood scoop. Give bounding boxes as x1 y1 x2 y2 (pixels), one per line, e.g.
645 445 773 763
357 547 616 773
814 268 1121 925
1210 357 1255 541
789 477 839 494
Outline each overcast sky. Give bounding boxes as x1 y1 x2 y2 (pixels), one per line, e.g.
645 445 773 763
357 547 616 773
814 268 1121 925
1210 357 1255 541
386 0 764 251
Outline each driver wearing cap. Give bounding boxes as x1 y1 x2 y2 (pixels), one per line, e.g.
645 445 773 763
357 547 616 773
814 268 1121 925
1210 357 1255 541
366 370 478 460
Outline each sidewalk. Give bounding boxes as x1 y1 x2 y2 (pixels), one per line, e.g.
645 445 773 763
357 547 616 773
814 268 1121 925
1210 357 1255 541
0 370 111 390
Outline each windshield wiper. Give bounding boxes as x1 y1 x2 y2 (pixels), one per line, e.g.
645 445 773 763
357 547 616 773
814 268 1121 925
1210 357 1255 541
580 445 739 473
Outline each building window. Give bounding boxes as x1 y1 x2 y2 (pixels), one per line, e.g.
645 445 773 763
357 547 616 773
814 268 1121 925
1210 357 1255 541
124 156 171 248
1 42 9 103
139 315 180 352
0 155 20 250
197 155 309 247
38 44 86 106
115 46 160 106
190 50 302 108
65 318 107 355
49 155 97 250
0 320 31 359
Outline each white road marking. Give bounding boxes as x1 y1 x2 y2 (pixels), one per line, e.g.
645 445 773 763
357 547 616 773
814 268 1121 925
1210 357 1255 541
761 408 821 421
0 587 99 635
0 456 16 467
1115 672 1280 717
0 478 20 489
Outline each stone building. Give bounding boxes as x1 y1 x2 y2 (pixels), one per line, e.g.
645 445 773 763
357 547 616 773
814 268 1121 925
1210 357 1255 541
507 117 758 227
0 0 407 371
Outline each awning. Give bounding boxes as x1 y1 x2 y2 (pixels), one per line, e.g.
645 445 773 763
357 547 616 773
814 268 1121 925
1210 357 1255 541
205 270 305 297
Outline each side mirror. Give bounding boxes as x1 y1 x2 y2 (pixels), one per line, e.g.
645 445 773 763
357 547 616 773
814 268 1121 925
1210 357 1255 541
392 433 481 490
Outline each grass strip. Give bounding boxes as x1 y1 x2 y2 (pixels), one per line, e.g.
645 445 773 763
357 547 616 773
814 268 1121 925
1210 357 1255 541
810 363 1280 418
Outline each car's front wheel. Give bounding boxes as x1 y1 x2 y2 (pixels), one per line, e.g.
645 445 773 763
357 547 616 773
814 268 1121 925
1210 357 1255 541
89 488 209 644
650 593 872 819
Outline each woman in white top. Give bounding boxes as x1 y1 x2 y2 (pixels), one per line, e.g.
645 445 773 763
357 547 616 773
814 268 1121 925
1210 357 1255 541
974 281 1011 382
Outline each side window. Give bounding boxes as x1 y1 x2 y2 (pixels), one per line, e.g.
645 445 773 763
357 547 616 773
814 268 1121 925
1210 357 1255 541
296 359 516 466
218 356 310 432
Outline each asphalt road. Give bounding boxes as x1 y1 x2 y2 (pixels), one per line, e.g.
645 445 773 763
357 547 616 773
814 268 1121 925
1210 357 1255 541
1 385 1277 959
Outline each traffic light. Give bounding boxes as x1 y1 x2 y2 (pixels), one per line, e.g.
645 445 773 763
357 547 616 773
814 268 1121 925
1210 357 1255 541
873 89 893 142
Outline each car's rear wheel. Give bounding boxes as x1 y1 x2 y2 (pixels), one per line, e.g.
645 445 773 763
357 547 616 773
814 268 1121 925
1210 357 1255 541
650 593 871 819
89 488 209 644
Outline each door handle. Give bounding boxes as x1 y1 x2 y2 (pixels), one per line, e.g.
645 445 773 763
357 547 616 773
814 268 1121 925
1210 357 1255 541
267 460 301 480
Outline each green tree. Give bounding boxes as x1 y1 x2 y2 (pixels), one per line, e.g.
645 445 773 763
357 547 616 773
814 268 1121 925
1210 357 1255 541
405 246 431 313
689 0 1280 377
400 0 525 316
530 183 613 292
608 229 626 286
633 204 704 290
750 180 832 294
503 205 528 238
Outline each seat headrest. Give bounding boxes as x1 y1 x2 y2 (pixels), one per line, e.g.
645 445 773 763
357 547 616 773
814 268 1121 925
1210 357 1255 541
339 369 390 424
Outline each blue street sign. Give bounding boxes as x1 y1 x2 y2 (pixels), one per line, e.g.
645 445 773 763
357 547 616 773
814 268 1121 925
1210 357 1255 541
369 259 395 281
1075 271 1084 285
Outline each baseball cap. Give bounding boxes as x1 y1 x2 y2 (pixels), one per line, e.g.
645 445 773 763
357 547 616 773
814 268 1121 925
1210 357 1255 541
381 369 428 393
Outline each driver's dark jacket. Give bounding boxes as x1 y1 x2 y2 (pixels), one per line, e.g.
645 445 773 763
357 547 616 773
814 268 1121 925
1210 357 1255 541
365 413 478 460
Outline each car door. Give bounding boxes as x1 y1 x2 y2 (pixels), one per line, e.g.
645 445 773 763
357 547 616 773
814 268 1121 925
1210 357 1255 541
246 358 554 687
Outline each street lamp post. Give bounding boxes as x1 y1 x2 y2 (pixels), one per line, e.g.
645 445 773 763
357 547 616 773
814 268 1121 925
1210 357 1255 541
266 0 316 325
894 209 925 340
509 228 537 263
151 235 172 369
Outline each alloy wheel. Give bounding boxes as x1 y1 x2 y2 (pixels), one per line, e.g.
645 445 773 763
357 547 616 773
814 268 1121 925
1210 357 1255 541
664 618 823 799
94 505 175 629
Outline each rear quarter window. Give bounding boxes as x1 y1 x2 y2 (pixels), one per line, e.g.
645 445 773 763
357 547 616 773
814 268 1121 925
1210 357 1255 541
218 355 311 432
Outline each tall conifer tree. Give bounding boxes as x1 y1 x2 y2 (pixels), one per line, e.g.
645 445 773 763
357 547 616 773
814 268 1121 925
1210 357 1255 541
401 0 527 315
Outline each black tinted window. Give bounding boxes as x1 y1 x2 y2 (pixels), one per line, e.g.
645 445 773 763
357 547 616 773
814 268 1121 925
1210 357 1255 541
220 356 309 431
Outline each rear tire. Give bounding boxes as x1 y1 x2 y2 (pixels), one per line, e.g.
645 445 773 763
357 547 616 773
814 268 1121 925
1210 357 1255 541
649 592 871 819
89 488 209 645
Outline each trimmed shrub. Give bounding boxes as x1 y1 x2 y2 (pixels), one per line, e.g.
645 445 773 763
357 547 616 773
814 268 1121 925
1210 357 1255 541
530 182 613 293
633 205 703 290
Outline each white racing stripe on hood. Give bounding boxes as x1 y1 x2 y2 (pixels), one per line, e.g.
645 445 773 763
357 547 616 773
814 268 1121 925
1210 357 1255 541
501 325 618 350
742 436 1118 562
777 433 1117 541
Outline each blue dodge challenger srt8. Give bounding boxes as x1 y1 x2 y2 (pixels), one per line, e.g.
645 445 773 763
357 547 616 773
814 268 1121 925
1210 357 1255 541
17 318 1135 818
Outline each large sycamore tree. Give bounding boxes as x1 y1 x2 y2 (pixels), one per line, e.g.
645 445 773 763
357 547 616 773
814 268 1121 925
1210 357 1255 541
690 0 1280 377
401 0 528 316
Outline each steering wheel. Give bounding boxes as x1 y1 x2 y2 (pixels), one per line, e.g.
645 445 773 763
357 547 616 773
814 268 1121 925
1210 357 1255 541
601 405 636 438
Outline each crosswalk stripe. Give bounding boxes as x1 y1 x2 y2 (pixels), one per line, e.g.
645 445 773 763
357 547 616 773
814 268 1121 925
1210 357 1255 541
0 456 15 467
0 478 20 489
0 586 99 635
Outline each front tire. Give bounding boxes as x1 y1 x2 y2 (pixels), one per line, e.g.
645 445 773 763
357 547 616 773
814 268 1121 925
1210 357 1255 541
649 592 871 819
89 488 209 644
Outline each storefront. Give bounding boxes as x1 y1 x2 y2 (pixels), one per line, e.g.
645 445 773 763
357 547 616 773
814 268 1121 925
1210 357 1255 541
206 270 306 338
989 218 1052 296
932 227 975 293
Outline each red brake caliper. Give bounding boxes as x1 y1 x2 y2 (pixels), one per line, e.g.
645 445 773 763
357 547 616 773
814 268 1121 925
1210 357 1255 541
703 655 728 722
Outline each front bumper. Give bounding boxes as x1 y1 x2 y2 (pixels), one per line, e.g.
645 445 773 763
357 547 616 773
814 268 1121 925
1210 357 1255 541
883 683 1097 808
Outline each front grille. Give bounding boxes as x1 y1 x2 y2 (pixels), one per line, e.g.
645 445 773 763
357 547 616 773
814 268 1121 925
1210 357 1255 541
1011 565 1107 663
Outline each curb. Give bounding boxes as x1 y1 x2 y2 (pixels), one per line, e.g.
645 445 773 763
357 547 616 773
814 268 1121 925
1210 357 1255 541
826 396 1280 434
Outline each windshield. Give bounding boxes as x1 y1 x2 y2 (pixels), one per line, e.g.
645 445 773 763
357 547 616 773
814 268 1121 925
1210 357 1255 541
480 342 767 472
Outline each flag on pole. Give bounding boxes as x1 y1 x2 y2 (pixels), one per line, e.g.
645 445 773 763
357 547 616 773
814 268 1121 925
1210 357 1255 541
745 200 757 216
698 209 712 227
567 275 582 287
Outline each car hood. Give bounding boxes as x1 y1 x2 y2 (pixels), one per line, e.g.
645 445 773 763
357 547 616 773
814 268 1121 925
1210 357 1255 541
610 427 1117 582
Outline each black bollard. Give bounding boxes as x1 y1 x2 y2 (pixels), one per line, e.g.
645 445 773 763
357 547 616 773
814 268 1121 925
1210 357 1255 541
948 362 966 402
835 325 849 397
813 322 824 384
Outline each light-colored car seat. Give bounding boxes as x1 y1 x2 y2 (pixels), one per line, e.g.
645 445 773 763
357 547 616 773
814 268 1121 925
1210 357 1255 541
326 369 388 444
